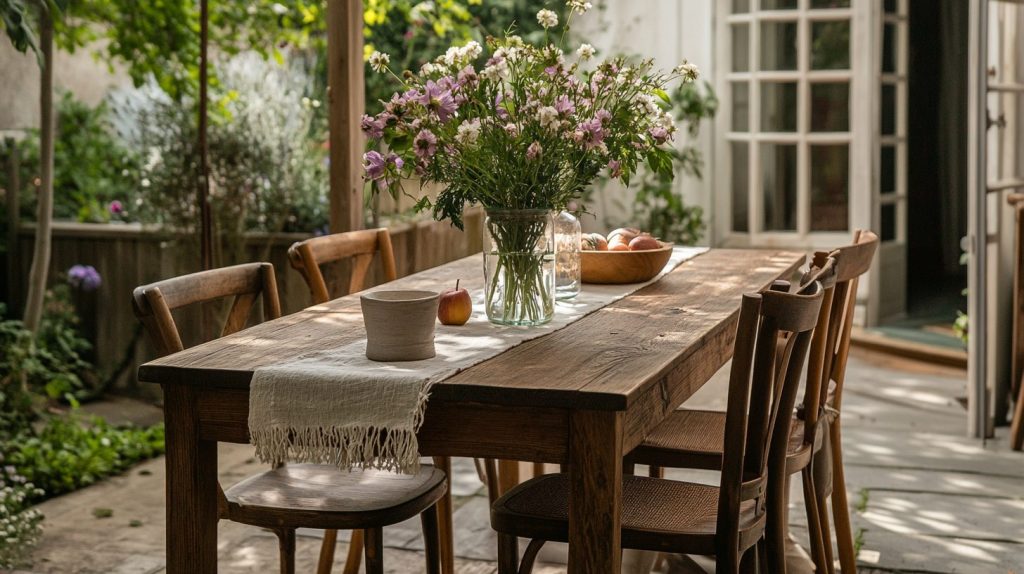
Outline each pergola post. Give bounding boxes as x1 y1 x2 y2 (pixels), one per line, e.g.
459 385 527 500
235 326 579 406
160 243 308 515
327 0 366 234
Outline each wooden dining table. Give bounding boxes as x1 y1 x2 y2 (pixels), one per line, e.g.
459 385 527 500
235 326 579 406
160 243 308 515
139 247 803 574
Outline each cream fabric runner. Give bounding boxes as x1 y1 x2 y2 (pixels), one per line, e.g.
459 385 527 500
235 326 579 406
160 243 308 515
249 247 707 473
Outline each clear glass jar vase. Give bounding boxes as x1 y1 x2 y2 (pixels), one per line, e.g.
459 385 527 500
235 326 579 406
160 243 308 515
483 209 555 326
553 211 581 300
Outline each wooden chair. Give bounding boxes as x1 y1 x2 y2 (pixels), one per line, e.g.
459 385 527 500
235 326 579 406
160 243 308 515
1007 193 1024 451
288 232 456 574
288 228 397 304
132 262 446 574
628 230 878 573
490 282 825 574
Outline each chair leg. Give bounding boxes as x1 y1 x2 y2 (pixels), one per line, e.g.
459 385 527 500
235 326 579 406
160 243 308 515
497 533 519 574
316 529 338 574
757 538 769 574
817 494 837 574
421 504 442 574
532 462 545 478
433 456 456 574
364 526 384 574
648 465 664 478
341 530 363 574
830 420 858 574
483 458 501 503
1011 374 1024 451
802 466 829 573
518 539 546 574
764 472 789 574
275 528 296 574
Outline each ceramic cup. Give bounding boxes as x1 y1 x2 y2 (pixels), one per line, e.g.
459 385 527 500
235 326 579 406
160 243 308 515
360 290 439 361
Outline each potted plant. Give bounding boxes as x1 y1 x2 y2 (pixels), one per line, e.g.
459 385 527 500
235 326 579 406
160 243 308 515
362 0 697 325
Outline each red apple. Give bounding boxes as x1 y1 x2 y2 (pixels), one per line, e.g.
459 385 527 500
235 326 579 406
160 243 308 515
628 234 662 251
438 279 472 326
608 240 630 252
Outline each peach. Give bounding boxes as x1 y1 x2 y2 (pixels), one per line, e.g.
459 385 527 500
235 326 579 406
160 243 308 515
628 235 662 251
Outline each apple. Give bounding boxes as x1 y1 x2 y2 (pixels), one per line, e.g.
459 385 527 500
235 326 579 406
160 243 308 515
628 234 661 251
608 240 630 252
607 227 641 245
438 279 472 326
581 233 608 251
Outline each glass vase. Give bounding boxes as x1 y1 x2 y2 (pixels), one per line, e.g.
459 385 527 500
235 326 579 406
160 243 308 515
553 211 581 300
483 209 555 326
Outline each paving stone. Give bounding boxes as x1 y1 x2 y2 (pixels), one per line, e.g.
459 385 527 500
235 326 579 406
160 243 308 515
857 490 1024 543
858 530 1024 573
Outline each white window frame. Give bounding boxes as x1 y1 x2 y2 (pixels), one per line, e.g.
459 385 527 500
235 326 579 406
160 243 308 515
714 0 867 250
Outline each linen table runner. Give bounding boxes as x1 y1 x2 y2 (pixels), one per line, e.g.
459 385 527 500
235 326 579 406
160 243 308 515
249 247 707 473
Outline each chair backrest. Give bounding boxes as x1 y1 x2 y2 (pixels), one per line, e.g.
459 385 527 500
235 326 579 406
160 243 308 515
716 282 823 553
287 228 397 304
810 229 879 412
131 262 282 357
796 256 838 444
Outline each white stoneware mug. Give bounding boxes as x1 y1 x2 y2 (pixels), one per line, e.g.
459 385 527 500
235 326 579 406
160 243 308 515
360 290 439 361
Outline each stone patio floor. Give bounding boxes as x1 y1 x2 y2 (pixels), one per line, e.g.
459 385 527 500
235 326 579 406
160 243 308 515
11 349 1024 574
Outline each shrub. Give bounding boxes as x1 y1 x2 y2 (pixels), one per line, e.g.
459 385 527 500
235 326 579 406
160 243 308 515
0 464 44 570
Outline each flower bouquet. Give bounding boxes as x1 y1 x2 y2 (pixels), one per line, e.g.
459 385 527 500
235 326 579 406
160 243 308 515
362 1 698 325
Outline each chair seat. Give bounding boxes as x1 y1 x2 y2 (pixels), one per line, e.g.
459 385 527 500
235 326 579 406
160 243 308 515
490 474 764 556
224 463 447 530
630 409 815 472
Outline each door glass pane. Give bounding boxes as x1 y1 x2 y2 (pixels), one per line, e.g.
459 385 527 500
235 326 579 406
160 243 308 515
761 82 798 132
810 83 849 132
881 202 897 241
761 143 798 231
884 0 898 14
762 0 798 9
761 21 798 71
882 24 897 73
732 142 750 232
811 0 850 7
733 24 750 72
811 21 850 70
810 145 849 231
733 0 750 13
881 146 896 193
732 82 750 132
881 84 897 135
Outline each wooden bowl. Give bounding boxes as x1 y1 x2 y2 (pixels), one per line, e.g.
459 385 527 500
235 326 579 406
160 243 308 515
581 242 674 284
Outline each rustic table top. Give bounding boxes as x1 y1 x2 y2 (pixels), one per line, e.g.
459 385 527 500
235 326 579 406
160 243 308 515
139 248 804 411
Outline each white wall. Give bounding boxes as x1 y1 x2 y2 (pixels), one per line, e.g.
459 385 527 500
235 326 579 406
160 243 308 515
576 1 717 242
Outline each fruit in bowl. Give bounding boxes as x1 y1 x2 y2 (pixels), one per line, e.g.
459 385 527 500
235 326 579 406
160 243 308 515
580 228 673 284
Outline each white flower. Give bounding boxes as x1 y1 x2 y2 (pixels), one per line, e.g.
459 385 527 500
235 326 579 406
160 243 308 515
567 0 593 14
537 9 558 29
270 3 288 15
420 62 438 75
537 106 560 130
576 43 596 61
675 61 700 82
369 51 391 73
463 40 483 60
456 119 482 145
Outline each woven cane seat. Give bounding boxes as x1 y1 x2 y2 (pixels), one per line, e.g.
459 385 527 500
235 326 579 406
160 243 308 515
490 474 764 556
630 409 815 472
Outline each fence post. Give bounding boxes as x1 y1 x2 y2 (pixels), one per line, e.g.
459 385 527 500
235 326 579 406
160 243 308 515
5 137 19 308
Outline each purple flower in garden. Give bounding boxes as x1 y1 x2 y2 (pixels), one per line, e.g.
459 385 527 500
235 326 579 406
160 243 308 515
495 93 509 120
596 109 612 125
108 200 124 215
526 141 543 161
419 80 457 122
579 118 606 150
68 264 102 291
544 66 559 76
363 150 388 180
414 129 438 159
649 126 671 145
457 66 477 87
361 114 384 139
554 95 575 116
608 159 622 178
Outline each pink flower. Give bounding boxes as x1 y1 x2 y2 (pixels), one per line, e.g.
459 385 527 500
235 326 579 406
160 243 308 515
580 118 606 150
414 129 438 159
608 160 622 178
108 200 124 215
361 114 384 139
419 80 457 122
526 141 543 161
363 150 388 180
649 126 671 145
596 109 612 125
554 95 575 116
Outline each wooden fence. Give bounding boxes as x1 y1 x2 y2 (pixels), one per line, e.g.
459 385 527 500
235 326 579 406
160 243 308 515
6 210 483 399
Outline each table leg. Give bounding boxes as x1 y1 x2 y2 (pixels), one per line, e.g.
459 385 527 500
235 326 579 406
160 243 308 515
568 410 623 574
497 460 520 495
163 385 219 573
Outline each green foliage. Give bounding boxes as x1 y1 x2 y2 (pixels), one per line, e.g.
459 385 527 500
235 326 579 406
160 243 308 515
14 93 140 223
0 0 39 55
0 464 44 570
4 416 165 500
598 80 717 245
